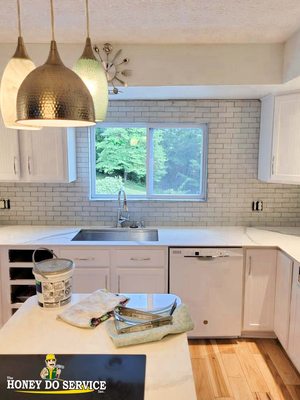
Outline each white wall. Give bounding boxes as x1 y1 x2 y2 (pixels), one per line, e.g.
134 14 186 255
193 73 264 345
0 42 283 86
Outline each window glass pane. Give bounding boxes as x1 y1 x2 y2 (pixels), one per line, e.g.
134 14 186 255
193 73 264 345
95 127 147 195
152 128 203 195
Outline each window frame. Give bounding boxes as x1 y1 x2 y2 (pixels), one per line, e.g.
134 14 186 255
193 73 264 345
89 122 208 201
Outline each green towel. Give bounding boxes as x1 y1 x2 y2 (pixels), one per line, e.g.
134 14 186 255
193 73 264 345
106 304 194 347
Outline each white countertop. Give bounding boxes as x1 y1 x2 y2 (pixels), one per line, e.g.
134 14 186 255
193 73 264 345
0 295 196 400
0 224 300 262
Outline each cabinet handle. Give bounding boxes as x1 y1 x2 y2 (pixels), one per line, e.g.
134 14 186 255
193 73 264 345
271 156 275 175
105 275 108 290
117 276 120 292
74 257 95 261
130 257 151 261
13 157 18 175
248 256 252 276
27 156 32 174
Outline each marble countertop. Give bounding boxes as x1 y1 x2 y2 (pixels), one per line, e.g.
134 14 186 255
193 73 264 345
0 225 300 262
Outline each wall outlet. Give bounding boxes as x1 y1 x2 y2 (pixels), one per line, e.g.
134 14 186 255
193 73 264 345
252 200 263 212
0 199 10 209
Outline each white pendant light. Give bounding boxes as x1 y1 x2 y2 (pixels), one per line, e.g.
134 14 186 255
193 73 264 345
0 0 41 130
73 0 108 122
16 0 95 128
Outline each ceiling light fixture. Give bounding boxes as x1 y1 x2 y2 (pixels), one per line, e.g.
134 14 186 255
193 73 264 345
73 0 108 122
0 0 41 130
16 0 95 128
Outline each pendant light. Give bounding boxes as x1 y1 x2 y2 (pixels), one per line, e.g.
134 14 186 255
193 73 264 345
16 0 95 127
0 0 41 130
73 0 108 122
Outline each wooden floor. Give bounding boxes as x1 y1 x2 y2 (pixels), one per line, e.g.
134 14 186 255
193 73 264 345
189 338 300 400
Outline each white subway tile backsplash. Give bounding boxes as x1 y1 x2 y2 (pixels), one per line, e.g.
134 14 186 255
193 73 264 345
0 99 300 226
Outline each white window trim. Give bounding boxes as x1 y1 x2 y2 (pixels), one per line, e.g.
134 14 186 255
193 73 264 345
89 123 208 201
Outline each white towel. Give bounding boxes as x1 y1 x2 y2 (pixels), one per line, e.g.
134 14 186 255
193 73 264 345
57 289 128 328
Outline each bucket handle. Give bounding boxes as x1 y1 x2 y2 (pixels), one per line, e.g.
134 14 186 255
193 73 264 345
32 247 58 280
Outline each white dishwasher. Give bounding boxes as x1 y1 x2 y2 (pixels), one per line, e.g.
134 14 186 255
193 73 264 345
169 247 243 338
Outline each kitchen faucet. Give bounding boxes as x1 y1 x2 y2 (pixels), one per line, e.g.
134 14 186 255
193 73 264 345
116 188 130 227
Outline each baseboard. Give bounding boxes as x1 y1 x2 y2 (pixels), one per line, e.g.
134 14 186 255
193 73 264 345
241 330 277 339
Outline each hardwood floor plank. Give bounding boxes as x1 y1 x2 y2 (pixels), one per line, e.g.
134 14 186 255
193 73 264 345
191 357 215 400
216 339 238 354
286 385 300 400
252 393 273 400
228 376 254 400
206 352 232 398
235 339 270 393
253 353 287 400
189 339 300 400
189 339 217 358
259 340 300 385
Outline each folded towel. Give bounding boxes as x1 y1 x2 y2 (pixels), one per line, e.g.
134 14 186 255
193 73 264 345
106 304 194 347
57 289 128 328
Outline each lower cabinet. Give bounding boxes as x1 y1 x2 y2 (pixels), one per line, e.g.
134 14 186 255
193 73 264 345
243 249 277 332
116 268 165 293
60 247 168 295
274 251 293 350
60 249 111 293
73 268 110 293
111 249 167 294
288 262 300 372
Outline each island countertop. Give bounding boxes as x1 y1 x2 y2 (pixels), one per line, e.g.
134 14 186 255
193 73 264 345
0 294 196 400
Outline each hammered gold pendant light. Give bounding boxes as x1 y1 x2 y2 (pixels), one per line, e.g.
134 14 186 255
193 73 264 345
73 0 108 122
0 0 41 130
16 0 95 127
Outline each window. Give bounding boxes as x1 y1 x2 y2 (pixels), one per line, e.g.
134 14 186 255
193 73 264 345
90 123 207 200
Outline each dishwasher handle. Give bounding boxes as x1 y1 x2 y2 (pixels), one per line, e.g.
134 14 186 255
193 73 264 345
183 254 230 260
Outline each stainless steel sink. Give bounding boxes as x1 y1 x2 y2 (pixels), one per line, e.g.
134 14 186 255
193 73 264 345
71 228 159 242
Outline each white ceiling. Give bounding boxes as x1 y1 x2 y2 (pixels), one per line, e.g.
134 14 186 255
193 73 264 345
0 0 300 44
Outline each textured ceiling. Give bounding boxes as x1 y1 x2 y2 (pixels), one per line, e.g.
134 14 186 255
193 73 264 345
0 0 299 44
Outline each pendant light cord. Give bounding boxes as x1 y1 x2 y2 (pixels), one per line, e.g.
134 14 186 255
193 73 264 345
50 0 55 41
86 0 90 38
17 0 21 36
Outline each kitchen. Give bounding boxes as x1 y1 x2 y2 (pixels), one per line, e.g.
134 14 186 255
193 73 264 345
0 1 300 399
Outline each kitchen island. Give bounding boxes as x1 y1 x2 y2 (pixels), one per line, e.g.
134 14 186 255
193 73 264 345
0 294 197 400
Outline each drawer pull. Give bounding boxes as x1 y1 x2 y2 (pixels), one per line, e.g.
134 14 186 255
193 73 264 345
130 257 151 261
74 257 95 261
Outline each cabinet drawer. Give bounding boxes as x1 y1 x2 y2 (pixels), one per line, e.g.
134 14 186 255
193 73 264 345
59 249 110 267
112 249 166 267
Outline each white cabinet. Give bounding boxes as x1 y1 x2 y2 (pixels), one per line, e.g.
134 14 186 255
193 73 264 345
288 262 300 372
111 249 167 294
258 93 300 184
116 268 165 293
73 268 109 293
243 249 277 332
274 251 293 350
0 122 76 182
60 249 110 293
0 116 20 180
60 247 168 295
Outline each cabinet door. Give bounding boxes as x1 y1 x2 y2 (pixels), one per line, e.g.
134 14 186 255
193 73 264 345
19 128 76 182
0 118 20 181
243 249 277 332
274 251 293 350
116 268 166 294
272 94 300 183
288 263 300 373
73 268 110 293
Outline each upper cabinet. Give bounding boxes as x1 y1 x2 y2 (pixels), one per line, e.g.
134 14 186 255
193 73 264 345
0 123 76 183
258 93 300 184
